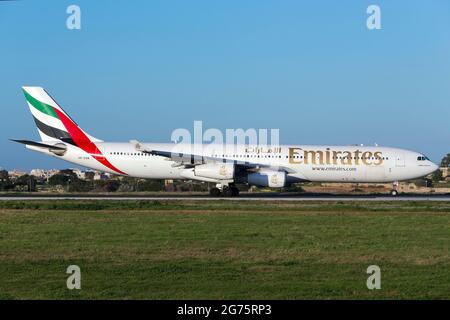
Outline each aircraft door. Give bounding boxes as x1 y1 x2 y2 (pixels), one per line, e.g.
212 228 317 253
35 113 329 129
395 153 405 167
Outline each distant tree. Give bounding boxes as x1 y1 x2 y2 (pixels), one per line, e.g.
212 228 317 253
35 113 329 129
84 171 95 181
48 174 70 186
173 180 208 192
15 174 30 186
409 178 433 188
136 179 164 192
0 170 13 191
48 170 81 188
189 181 209 192
91 180 104 191
118 177 139 192
117 182 134 192
59 169 79 179
105 180 120 192
441 153 450 167
431 169 443 182
0 170 8 181
68 180 94 192
13 174 36 192
92 180 120 192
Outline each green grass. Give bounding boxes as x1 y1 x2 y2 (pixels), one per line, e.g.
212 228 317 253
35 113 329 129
0 200 449 299
1 199 450 212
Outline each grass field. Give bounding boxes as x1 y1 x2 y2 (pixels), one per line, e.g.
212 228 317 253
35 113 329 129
0 200 449 299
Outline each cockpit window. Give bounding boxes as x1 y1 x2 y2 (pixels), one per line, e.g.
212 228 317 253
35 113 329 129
417 156 430 161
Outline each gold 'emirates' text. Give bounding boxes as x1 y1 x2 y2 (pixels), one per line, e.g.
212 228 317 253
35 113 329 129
288 148 383 166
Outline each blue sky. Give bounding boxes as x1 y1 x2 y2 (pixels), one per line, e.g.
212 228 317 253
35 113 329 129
1 0 449 170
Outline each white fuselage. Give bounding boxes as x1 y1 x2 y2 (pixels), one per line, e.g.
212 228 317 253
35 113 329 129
28 142 438 184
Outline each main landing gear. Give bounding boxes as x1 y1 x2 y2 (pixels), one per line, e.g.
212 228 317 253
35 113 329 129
209 185 240 197
209 187 221 197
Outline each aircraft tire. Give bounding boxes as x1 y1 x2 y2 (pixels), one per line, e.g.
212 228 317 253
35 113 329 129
209 187 221 197
222 187 233 197
390 189 398 196
231 187 240 197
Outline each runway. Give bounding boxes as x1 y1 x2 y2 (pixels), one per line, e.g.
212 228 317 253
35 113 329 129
1 194 450 201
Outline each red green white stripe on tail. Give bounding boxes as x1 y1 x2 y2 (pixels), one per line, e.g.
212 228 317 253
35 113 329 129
22 87 126 175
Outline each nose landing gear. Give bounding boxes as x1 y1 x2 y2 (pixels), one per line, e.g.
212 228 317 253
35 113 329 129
390 189 398 196
389 181 399 196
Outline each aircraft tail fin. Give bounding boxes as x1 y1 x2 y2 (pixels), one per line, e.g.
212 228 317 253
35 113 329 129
21 86 103 145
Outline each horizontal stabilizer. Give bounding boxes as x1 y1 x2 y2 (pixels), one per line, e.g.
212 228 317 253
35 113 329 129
10 139 67 150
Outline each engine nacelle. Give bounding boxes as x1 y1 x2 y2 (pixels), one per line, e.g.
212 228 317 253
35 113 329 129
194 163 235 180
248 171 286 188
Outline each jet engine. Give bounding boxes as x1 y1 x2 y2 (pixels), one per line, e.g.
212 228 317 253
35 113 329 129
194 163 235 180
248 171 286 188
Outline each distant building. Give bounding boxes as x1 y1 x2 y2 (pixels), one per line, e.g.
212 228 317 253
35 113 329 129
8 170 27 180
30 168 111 181
30 169 60 181
65 168 111 181
70 168 86 180
94 171 110 180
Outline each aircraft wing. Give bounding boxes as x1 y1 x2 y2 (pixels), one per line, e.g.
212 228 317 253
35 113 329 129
129 140 295 173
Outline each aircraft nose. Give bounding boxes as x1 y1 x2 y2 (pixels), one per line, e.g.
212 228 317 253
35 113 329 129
429 162 439 174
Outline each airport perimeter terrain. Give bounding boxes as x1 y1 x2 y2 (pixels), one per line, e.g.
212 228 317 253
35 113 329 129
0 199 449 299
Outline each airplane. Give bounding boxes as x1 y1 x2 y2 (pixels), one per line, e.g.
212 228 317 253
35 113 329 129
12 86 439 197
